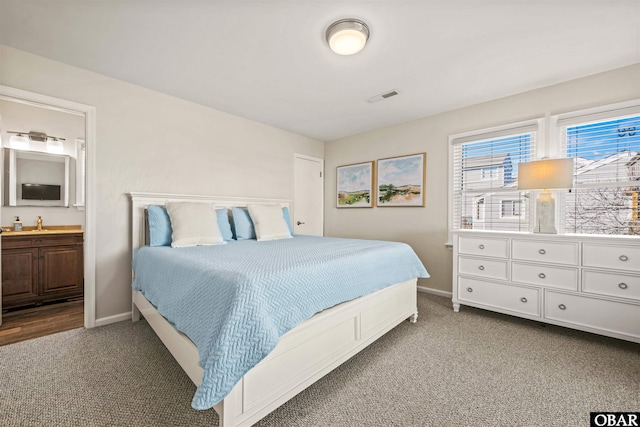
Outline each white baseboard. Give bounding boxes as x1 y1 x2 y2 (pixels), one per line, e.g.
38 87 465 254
95 311 131 327
417 286 452 299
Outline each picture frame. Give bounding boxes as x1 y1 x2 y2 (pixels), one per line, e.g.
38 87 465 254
336 161 375 208
376 152 426 207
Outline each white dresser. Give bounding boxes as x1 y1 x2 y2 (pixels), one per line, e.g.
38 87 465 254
452 231 640 343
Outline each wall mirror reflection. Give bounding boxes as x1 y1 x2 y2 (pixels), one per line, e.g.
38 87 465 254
3 148 70 207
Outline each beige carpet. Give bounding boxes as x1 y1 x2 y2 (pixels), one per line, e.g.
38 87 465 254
1 294 638 426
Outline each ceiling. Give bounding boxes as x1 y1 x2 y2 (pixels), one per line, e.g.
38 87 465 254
1 1 639 142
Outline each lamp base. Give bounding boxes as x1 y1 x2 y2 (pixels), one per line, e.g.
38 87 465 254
534 191 557 234
534 224 557 234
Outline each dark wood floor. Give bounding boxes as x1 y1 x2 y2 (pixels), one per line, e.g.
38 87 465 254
0 299 84 346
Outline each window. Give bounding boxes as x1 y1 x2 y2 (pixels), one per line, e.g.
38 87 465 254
450 120 538 233
501 199 523 218
556 110 640 235
475 198 485 221
481 167 500 181
449 100 640 237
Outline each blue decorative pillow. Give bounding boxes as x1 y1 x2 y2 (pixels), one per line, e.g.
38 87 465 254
282 207 294 236
147 205 172 247
231 207 256 240
216 208 233 241
147 205 233 246
232 206 293 239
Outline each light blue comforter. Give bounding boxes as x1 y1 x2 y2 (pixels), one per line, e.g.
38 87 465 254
132 235 428 410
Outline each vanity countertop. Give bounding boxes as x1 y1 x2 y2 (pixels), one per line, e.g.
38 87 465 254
1 225 83 236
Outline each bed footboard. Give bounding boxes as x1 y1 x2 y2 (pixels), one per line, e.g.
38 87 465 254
132 278 418 427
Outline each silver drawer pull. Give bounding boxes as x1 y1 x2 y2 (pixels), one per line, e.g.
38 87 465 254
618 283 628 290
538 273 546 279
467 287 473 293
478 244 485 250
538 249 546 255
520 297 528 303
558 304 566 310
619 255 629 262
478 265 485 271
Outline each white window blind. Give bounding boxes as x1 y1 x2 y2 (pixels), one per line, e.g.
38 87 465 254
451 124 537 232
558 111 640 235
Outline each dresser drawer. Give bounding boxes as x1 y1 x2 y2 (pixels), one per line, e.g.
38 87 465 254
458 256 508 281
582 270 640 301
583 243 640 272
512 262 577 291
512 240 578 265
457 236 508 258
545 291 640 339
458 277 540 317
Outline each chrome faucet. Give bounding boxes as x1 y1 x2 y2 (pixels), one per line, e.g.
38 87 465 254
37 216 43 231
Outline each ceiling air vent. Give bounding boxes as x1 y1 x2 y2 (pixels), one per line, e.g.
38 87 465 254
367 89 400 103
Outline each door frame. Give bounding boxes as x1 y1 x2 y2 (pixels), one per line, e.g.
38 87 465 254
0 85 96 328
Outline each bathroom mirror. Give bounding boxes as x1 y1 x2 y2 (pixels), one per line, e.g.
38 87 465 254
2 148 70 207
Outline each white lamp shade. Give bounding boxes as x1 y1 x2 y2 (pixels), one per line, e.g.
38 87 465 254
517 158 574 190
326 19 369 55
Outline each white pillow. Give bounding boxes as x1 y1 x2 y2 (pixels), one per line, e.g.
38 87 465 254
247 203 293 241
165 202 226 247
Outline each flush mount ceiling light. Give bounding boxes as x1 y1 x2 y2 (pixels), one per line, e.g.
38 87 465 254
326 18 370 55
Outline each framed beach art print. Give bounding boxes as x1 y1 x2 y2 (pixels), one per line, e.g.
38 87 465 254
376 152 426 207
336 161 374 208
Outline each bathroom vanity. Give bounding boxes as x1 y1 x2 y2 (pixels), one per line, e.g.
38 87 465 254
1 227 83 309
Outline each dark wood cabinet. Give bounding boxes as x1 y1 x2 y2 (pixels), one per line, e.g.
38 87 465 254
2 232 83 309
2 247 39 305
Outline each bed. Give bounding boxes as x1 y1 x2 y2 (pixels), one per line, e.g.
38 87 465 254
129 192 429 426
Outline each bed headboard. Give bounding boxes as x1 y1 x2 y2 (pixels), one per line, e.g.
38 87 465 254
129 192 291 250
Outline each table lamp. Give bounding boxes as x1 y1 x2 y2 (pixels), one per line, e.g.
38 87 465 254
517 158 574 234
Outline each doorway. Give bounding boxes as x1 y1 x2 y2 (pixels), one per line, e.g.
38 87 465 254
0 85 95 342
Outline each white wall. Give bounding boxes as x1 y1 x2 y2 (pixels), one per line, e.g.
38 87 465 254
0 45 324 320
324 63 640 294
3 42 637 315
0 99 85 227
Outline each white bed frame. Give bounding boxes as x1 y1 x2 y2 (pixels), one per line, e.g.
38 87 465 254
129 192 419 427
